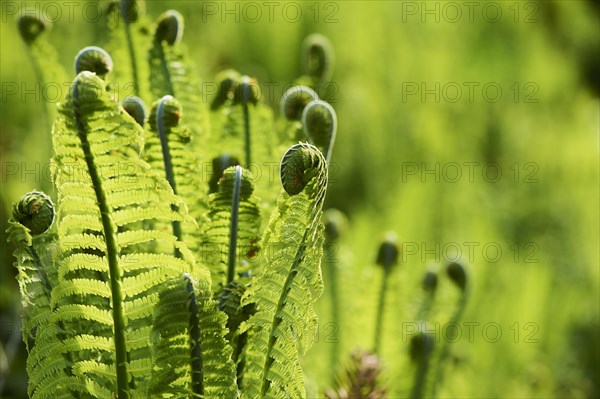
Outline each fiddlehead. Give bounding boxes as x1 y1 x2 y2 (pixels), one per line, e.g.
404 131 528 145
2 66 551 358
122 96 147 126
280 142 328 196
280 85 319 121
431 261 470 396
302 100 337 163
74 46 113 78
302 33 335 86
18 14 48 44
211 70 241 111
202 165 261 289
209 154 240 194
155 10 184 46
12 191 55 236
373 232 399 354
7 191 56 349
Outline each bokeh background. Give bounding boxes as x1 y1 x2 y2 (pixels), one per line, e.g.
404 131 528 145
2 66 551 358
1 0 598 397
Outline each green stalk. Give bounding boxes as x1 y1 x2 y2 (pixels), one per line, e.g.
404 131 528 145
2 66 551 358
124 22 140 96
259 228 311 397
156 97 182 244
155 41 175 95
373 269 389 354
242 88 251 167
324 242 340 375
409 332 434 399
73 81 130 397
431 291 469 396
227 166 243 283
184 274 204 396
410 352 431 399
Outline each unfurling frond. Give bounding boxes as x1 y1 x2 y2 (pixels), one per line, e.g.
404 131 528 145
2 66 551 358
240 143 328 399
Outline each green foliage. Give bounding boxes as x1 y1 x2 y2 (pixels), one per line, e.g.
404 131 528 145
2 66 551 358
5 3 333 397
240 143 328 398
2 1 598 398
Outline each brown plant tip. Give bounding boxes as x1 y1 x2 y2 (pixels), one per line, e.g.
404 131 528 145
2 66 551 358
325 349 387 399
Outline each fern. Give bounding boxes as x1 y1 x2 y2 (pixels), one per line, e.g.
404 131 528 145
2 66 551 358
31 71 209 398
201 165 261 290
209 74 279 213
148 10 209 153
149 273 238 398
103 0 152 101
143 95 206 258
6 191 57 351
240 143 328 398
8 3 338 396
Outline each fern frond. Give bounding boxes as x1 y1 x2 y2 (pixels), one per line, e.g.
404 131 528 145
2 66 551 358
143 95 207 257
30 71 207 398
240 143 328 399
209 77 278 215
149 10 210 153
150 273 239 398
103 0 152 101
6 191 57 351
202 166 261 290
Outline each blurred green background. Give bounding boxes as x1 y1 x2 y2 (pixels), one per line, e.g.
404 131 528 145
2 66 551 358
1 0 598 397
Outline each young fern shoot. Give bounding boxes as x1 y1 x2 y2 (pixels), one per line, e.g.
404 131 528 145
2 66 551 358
240 143 328 399
373 233 399 354
302 100 337 164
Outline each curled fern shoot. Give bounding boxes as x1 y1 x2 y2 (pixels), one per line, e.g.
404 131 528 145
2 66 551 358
211 70 242 111
302 33 335 86
235 76 260 167
280 85 319 121
154 95 183 245
149 9 207 148
373 232 399 354
7 191 56 349
18 12 68 179
241 143 328 399
431 261 470 396
145 95 207 260
122 96 147 126
74 46 113 78
104 0 151 100
302 100 337 164
209 154 240 194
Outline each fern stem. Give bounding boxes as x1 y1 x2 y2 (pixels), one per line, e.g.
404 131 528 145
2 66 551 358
324 242 340 377
184 274 204 396
156 96 183 244
260 227 312 397
124 22 140 96
242 99 251 167
73 80 130 398
227 166 243 284
156 42 175 95
373 269 389 354
431 291 469 396
26 246 51 292
410 353 431 399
